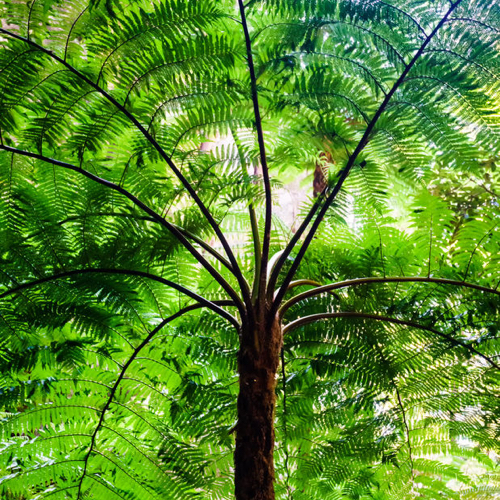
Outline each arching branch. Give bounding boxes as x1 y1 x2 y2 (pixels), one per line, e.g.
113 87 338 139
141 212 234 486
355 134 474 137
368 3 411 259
237 0 272 308
446 17 500 34
372 343 415 479
75 302 231 499
279 276 500 316
23 212 234 272
372 0 427 38
394 384 414 479
0 144 245 317
64 6 88 61
268 0 464 315
0 28 253 314
42 485 79 498
282 311 500 371
262 50 388 96
0 268 238 328
251 20 407 66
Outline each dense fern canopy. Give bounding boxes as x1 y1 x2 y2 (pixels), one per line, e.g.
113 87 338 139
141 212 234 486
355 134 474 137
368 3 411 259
0 0 500 498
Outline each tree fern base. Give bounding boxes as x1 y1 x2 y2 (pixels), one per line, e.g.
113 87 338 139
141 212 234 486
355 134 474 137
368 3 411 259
235 314 282 500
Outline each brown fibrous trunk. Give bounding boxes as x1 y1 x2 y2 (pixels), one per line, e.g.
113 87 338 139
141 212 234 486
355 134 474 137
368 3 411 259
234 313 282 500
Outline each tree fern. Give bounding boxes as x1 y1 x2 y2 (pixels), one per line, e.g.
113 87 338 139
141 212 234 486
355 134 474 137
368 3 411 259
0 0 499 499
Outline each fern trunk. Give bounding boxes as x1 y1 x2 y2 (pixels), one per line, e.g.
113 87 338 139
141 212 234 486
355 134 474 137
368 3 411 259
234 313 282 500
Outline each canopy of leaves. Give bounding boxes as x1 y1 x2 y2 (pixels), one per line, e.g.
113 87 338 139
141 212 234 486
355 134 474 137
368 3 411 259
0 0 499 499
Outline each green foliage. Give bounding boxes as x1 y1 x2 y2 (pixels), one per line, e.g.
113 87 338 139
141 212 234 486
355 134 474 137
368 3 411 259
0 0 500 498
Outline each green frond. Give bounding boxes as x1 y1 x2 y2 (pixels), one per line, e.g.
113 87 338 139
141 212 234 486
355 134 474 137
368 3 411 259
1 0 500 498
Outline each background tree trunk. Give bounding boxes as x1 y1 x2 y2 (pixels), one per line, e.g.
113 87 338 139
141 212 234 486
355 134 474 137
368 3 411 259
234 314 282 500
313 151 331 197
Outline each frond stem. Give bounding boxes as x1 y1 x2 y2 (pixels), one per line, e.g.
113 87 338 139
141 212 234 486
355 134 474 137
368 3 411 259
64 7 88 61
0 267 238 328
237 0 272 311
0 144 245 317
282 311 500 371
270 0 464 317
280 276 500 316
394 384 414 480
22 211 233 272
231 126 262 301
266 196 325 300
373 342 415 480
75 303 232 499
0 28 252 315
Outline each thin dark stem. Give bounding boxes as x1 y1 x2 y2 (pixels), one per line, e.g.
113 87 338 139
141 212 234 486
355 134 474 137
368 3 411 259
447 17 500 34
172 223 235 272
267 195 325 299
64 7 88 61
394 384 414 479
0 268 238 328
237 0 272 312
374 343 415 480
252 21 406 66
263 51 387 95
279 276 500 316
42 485 79 498
249 203 262 301
0 28 252 315
270 1 464 316
282 311 500 371
231 126 262 301
280 348 292 499
75 303 217 499
462 224 498 282
0 144 245 317
27 0 37 40
277 279 342 302
24 212 234 272
86 475 127 499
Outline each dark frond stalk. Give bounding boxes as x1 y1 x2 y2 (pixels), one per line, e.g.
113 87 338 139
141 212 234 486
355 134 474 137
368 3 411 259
0 28 253 315
447 17 500 34
22 213 233 271
249 204 263 300
0 145 246 317
282 311 500 371
462 224 498 281
0 268 238 328
279 276 500 316
231 127 262 301
394 384 415 480
280 348 292 500
75 303 225 499
283 279 324 293
277 279 342 301
27 0 37 40
270 0 464 316
374 344 415 481
64 7 88 61
172 223 235 272
266 195 325 299
237 0 272 312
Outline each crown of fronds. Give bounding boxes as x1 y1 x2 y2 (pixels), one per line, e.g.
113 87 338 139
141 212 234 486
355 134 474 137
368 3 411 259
0 0 499 499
